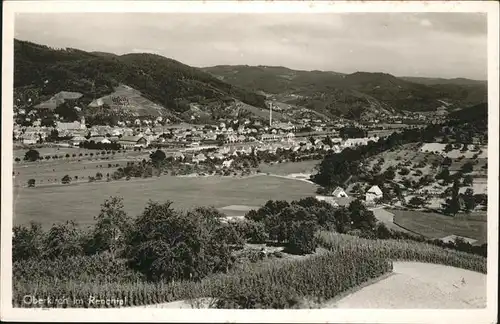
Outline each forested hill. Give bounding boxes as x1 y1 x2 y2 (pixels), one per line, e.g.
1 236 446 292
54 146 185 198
14 39 266 118
203 65 487 119
400 76 487 86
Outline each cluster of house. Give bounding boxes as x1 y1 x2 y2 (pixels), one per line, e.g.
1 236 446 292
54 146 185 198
315 185 384 207
171 139 347 166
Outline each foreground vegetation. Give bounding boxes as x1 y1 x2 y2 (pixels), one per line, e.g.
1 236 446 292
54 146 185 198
13 194 487 308
14 247 393 308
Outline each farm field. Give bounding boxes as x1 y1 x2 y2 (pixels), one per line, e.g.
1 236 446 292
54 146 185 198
258 159 320 176
13 174 318 228
13 155 149 186
391 209 487 244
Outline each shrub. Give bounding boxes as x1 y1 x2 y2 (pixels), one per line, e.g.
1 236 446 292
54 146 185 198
24 149 40 162
27 179 36 187
61 175 71 184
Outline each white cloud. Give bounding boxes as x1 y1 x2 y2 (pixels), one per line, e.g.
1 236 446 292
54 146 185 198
14 13 487 79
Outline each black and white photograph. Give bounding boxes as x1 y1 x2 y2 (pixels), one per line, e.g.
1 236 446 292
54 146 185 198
1 1 498 323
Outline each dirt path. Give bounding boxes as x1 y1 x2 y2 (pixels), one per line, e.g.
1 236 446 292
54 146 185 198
370 208 416 235
323 262 486 309
263 173 316 185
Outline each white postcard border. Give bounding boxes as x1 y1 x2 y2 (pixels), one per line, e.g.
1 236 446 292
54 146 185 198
2 1 498 323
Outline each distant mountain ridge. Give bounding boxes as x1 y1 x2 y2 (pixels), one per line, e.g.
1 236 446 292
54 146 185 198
400 76 487 86
14 39 487 123
203 65 487 120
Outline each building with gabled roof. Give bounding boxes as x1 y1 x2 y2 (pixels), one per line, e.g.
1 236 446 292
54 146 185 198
332 186 349 198
365 185 383 203
118 135 148 148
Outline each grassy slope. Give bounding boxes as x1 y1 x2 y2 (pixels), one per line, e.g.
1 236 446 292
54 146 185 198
391 210 487 245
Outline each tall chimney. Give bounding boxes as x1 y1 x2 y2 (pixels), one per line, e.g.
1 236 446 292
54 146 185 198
269 102 272 127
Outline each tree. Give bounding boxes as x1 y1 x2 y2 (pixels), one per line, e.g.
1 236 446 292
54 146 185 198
375 223 393 239
90 197 132 259
408 196 426 208
27 179 36 187
95 172 103 180
150 149 167 166
442 157 452 167
435 168 450 182
126 202 236 281
12 222 45 261
323 135 334 147
443 179 461 216
48 129 59 142
44 221 83 259
348 199 377 232
398 168 410 176
461 161 474 174
312 154 359 188
287 221 318 255
444 143 453 153
383 167 396 180
61 175 71 184
24 149 40 162
462 188 476 213
463 175 473 186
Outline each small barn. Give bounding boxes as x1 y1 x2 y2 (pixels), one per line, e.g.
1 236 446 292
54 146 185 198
365 185 383 203
332 186 349 198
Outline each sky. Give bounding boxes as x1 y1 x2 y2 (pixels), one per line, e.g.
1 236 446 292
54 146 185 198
14 12 487 80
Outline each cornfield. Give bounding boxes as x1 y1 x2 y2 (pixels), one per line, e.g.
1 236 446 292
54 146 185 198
316 231 487 274
13 247 392 308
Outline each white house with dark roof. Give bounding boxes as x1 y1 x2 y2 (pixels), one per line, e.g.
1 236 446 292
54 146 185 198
332 186 349 198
